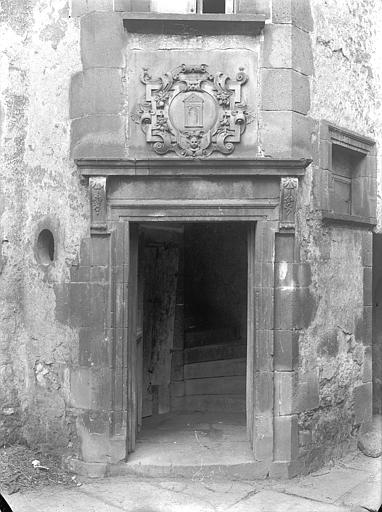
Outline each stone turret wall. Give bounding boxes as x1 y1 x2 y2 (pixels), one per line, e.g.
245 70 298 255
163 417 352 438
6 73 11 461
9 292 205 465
0 0 381 476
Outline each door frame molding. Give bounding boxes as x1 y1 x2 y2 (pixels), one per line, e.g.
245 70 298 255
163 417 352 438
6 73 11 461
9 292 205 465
78 156 310 476
117 216 277 465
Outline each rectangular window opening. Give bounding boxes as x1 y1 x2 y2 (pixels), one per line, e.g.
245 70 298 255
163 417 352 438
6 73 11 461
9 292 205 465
150 0 235 14
201 0 226 13
331 143 365 216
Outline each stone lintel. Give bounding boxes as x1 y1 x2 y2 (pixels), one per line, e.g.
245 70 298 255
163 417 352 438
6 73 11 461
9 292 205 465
75 157 312 178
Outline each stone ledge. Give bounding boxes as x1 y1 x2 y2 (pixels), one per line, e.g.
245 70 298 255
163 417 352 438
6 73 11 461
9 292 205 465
122 12 265 35
67 458 109 477
322 211 377 228
75 157 312 177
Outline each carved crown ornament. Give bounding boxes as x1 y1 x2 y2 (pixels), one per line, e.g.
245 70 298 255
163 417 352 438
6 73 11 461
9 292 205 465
131 63 254 158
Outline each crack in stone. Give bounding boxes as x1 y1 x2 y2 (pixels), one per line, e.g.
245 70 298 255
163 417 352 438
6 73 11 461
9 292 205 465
226 488 258 509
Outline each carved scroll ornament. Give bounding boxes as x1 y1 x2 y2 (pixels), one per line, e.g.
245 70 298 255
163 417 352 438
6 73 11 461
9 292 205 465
280 177 298 228
90 177 107 233
132 64 253 158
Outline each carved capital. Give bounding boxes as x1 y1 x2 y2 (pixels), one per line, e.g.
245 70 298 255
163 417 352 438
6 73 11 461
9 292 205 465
280 177 298 229
90 177 107 234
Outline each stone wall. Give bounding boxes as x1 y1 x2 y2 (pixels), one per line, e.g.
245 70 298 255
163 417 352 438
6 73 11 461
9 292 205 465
295 0 381 470
0 0 88 453
0 0 381 475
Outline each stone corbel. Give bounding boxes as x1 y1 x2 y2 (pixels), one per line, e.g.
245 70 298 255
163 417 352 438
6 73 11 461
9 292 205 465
89 176 107 234
280 177 298 230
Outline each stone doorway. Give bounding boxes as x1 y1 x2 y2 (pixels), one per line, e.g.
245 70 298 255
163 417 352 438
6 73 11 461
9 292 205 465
128 221 252 474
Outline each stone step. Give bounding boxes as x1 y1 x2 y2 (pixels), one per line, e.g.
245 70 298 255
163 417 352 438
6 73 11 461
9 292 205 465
185 375 245 396
172 394 246 413
184 358 246 379
110 459 267 480
184 343 246 364
184 327 236 348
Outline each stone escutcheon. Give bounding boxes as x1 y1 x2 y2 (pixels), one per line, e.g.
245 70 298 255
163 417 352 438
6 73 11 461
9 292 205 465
132 63 253 158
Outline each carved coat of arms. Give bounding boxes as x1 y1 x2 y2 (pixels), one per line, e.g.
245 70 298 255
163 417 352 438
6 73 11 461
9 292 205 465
132 64 253 158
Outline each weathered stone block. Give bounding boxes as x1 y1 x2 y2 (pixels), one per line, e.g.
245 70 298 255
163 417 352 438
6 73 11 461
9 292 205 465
366 155 377 179
70 69 124 119
114 283 125 329
112 369 125 410
82 409 110 434
262 24 291 69
253 414 273 461
80 238 92 266
68 458 108 478
262 24 313 76
260 111 315 159
274 330 298 371
294 287 316 329
275 261 308 288
90 368 112 409
313 167 330 211
70 0 87 17
89 283 107 328
114 0 150 11
254 262 274 288
291 25 313 76
319 140 332 171
71 115 126 159
275 233 295 262
275 287 314 330
255 287 274 330
77 428 111 463
71 265 91 283
70 0 113 17
274 287 294 330
274 371 297 415
69 282 90 327
255 372 273 412
79 328 109 366
272 0 313 32
90 266 108 283
80 12 125 69
237 0 270 16
353 382 372 426
274 414 298 461
91 235 110 266
319 121 330 141
255 221 276 263
261 68 310 114
70 368 92 408
256 330 273 371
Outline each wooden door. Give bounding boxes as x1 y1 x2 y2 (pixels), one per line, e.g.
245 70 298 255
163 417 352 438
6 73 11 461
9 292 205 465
246 222 256 446
126 223 139 453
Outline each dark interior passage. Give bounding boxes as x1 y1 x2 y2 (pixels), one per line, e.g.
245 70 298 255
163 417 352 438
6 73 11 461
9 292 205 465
137 222 248 431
